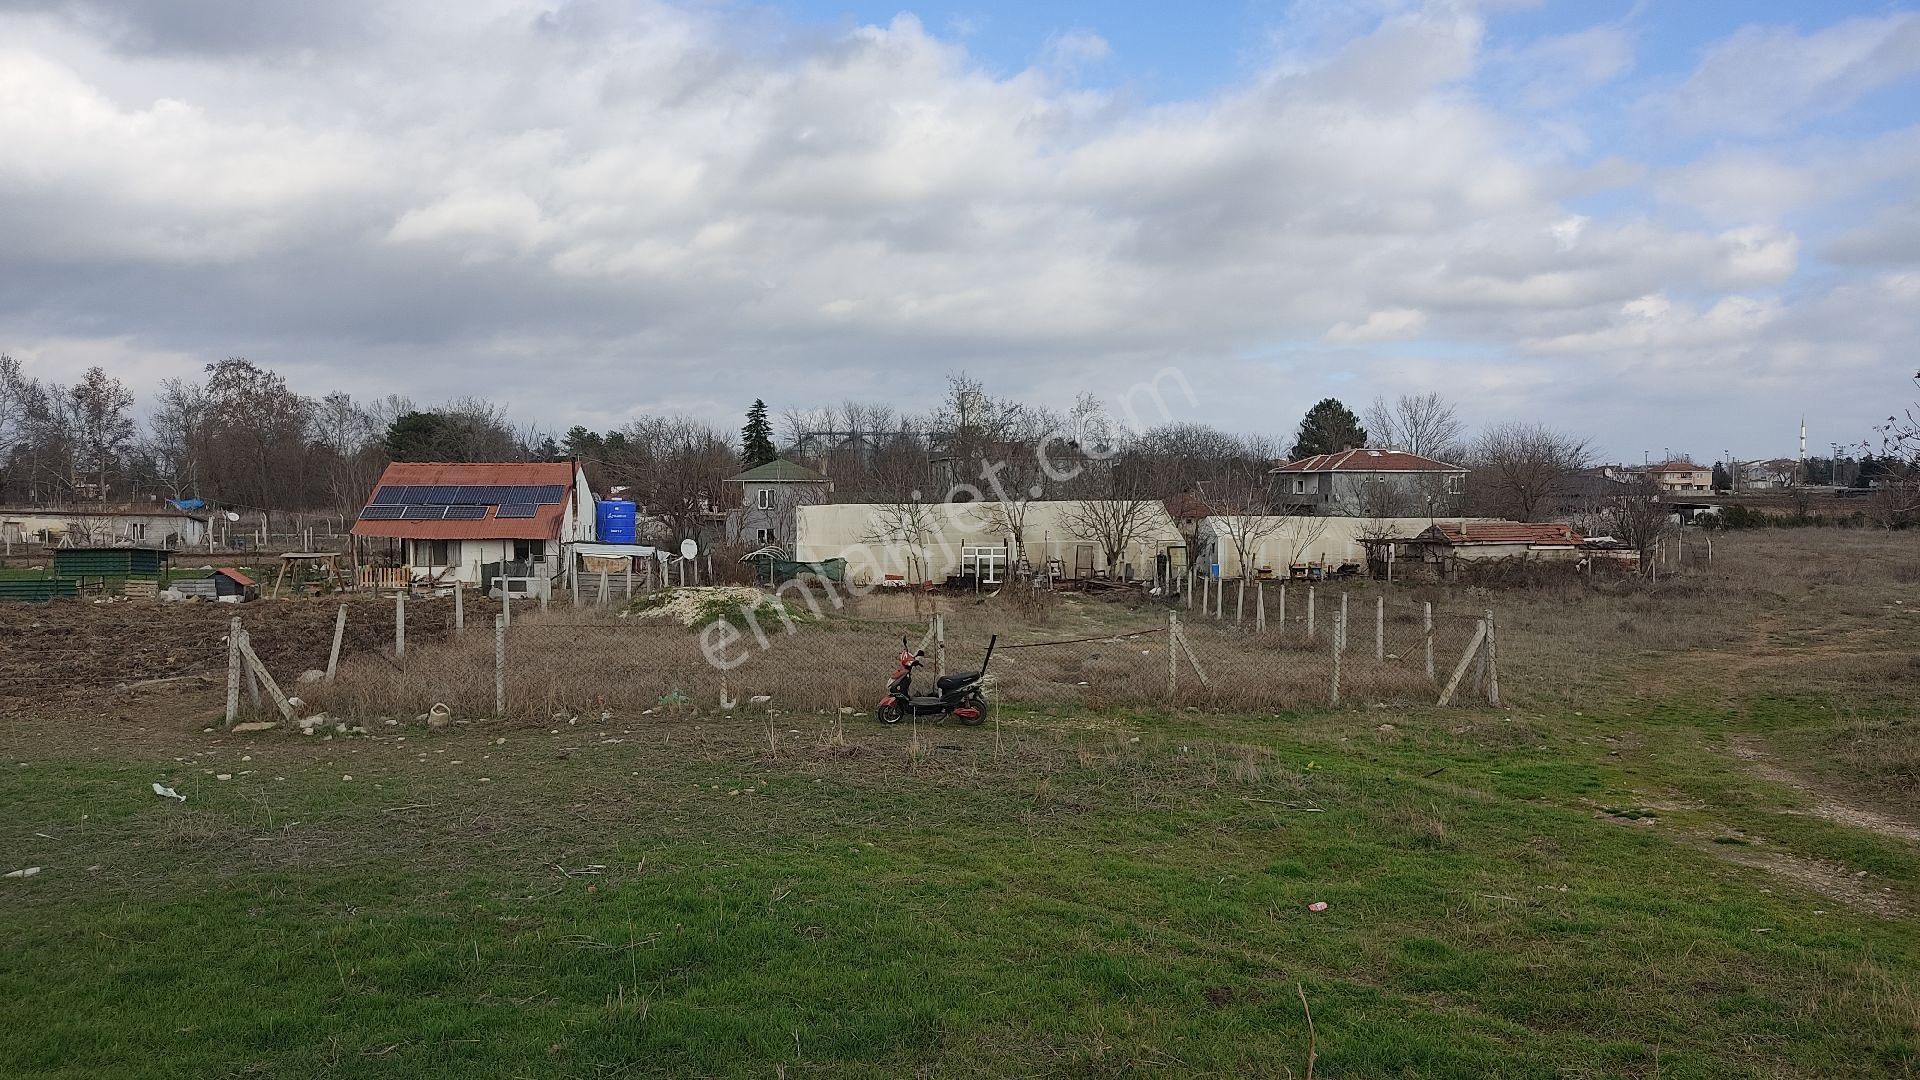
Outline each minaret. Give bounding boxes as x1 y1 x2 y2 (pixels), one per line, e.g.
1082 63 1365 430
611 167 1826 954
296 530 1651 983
1798 417 1807 484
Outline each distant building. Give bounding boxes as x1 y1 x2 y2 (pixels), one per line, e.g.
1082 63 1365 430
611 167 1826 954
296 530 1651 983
1739 458 1800 489
725 458 834 546
1648 461 1712 494
0 504 210 549
1270 449 1466 517
349 461 596 585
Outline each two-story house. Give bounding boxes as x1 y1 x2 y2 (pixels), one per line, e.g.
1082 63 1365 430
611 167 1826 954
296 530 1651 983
1649 461 1712 494
1271 449 1467 517
725 458 833 547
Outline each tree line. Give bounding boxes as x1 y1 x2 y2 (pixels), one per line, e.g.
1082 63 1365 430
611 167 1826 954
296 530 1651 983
2 354 1910 531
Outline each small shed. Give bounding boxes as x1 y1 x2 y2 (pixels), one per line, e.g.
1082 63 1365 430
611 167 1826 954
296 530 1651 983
52 546 169 580
1397 523 1586 579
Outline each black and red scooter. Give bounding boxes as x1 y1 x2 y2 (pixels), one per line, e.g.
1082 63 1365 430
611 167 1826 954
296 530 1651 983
877 635 996 726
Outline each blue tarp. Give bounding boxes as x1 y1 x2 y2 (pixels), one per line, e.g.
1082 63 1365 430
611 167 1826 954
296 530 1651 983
169 498 206 511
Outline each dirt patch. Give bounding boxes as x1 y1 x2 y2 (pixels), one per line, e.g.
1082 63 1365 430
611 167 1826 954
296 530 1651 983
0 596 490 716
1717 847 1907 918
1727 735 1920 845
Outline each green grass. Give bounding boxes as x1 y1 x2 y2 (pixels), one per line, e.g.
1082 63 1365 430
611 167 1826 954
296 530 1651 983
3 697 1916 1078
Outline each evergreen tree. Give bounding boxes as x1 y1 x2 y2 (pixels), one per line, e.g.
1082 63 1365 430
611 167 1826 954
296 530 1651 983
1288 398 1369 459
740 399 777 468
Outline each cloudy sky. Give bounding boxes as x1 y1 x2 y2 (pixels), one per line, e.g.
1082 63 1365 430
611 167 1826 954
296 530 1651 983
2 0 1917 462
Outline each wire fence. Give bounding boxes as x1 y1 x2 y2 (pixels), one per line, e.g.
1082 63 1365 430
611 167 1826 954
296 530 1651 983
294 581 1500 724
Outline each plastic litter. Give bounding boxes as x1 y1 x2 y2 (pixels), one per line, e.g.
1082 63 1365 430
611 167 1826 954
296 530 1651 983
4 866 42 878
151 783 187 802
1307 901 1329 913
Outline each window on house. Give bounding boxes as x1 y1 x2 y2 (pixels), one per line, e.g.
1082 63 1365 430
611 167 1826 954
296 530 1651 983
756 488 772 510
755 528 772 543
417 540 452 566
512 539 544 562
962 544 1007 584
129 523 147 541
1292 478 1307 494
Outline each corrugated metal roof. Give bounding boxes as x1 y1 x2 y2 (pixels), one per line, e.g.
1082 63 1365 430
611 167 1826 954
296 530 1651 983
213 567 255 587
1271 449 1463 474
350 462 577 541
1421 522 1584 545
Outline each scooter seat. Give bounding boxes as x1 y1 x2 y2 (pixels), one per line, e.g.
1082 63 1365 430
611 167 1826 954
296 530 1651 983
936 671 981 692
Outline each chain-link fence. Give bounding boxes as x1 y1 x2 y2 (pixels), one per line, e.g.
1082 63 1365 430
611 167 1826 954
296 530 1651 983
297 581 1500 723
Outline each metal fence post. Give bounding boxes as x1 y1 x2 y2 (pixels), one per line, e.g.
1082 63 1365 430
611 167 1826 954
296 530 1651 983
494 613 506 717
1423 602 1434 681
394 591 405 662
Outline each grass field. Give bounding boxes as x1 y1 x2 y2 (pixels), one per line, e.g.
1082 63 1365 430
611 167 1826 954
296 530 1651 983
3 529 1917 1078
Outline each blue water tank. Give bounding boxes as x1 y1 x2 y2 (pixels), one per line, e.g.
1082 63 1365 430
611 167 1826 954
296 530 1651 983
595 500 637 544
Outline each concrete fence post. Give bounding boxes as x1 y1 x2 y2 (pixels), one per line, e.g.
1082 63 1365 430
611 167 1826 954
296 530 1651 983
494 613 506 717
454 581 464 635
1375 596 1384 661
503 591 511 629
1484 608 1500 707
1215 575 1224 619
1339 592 1349 655
1167 611 1179 699
1307 586 1316 640
225 616 242 726
326 604 347 683
1278 583 1287 635
1255 580 1265 633
1423 601 1434 681
394 591 405 663
1330 612 1343 707
1236 579 1245 626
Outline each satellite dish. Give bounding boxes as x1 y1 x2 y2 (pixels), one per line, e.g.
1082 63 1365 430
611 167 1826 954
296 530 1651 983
224 511 241 522
679 538 698 560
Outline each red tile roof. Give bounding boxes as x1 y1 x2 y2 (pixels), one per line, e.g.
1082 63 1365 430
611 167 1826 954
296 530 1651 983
1422 522 1584 546
349 462 579 541
213 567 255 587
1272 448 1463 473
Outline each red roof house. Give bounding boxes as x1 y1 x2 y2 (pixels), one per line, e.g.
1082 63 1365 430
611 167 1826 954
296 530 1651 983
350 461 595 583
1270 448 1468 516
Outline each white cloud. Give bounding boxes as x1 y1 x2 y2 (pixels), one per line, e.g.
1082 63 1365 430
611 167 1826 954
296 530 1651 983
1657 12 1920 136
1326 309 1427 343
0 1 1909 458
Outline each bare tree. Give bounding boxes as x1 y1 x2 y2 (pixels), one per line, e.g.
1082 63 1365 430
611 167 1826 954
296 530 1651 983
1869 370 1920 526
146 378 211 500
312 391 386 515
1468 422 1591 521
1603 479 1671 573
1365 392 1464 460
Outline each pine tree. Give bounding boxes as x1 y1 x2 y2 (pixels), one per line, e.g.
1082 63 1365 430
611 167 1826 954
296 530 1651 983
740 399 777 468
1288 398 1369 459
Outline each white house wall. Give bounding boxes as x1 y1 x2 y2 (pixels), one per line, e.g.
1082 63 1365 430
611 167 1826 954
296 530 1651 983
795 501 1184 585
1200 516 1504 578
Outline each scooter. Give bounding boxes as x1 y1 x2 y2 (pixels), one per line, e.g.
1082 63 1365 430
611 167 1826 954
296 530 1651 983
877 634 996 726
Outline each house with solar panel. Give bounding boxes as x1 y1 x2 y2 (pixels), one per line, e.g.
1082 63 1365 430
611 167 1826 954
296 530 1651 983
350 461 596 586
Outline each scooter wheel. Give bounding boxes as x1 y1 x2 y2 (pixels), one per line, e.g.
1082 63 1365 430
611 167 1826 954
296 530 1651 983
876 703 902 725
958 697 987 726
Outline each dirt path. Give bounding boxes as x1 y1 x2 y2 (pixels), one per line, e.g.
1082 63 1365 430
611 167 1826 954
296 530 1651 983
1726 734 1920 845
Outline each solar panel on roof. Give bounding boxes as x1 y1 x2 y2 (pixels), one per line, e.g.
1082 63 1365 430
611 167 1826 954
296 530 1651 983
368 486 405 505
400 504 449 520
443 504 487 521
359 504 405 520
495 503 537 519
